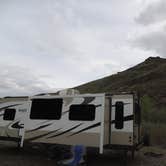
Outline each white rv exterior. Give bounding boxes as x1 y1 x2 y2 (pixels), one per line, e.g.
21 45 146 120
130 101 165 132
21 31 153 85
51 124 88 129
0 92 141 154
0 97 28 145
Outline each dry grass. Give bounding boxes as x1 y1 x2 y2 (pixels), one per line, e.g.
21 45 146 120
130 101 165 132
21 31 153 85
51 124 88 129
142 122 166 146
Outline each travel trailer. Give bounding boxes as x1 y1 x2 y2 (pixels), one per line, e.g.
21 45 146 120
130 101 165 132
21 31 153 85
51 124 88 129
0 91 142 157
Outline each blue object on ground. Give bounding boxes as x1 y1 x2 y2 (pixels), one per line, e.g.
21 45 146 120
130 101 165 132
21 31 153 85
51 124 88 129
68 145 85 166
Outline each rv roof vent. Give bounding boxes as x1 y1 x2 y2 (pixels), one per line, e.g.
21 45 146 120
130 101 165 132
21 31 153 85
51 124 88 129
58 89 80 95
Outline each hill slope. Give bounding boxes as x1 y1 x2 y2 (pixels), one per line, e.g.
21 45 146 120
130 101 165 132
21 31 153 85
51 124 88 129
76 57 166 107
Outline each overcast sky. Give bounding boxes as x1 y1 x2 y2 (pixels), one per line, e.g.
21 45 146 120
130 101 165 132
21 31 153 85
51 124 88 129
0 0 165 97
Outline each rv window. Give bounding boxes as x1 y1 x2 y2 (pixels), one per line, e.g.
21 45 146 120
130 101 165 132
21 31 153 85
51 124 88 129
69 105 95 121
3 109 16 121
134 103 141 124
115 102 124 129
30 98 63 120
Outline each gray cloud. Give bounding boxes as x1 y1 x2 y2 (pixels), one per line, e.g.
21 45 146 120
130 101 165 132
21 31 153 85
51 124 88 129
0 65 53 97
133 27 166 57
135 0 166 25
0 0 151 96
133 0 166 57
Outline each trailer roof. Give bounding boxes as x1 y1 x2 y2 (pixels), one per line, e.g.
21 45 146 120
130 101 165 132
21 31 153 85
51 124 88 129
30 93 106 100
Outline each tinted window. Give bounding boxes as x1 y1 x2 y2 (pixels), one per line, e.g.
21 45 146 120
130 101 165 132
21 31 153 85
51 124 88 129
115 102 124 129
69 105 95 121
30 99 63 120
3 109 16 121
134 103 141 124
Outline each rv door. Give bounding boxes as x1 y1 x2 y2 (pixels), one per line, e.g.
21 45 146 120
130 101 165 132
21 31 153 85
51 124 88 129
110 94 134 146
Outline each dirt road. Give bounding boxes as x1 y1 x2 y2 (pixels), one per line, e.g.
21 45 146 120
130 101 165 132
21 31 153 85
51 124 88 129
0 141 165 166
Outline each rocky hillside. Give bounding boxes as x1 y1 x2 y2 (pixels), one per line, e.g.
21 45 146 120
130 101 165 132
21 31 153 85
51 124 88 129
76 57 166 108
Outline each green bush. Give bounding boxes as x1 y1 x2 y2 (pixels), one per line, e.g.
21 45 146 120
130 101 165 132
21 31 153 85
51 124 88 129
142 122 166 146
141 95 166 124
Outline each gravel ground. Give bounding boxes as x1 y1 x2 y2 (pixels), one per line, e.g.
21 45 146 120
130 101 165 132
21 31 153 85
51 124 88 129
0 141 165 166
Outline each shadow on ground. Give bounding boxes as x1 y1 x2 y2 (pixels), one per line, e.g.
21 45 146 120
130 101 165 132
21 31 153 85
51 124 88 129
0 141 165 166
